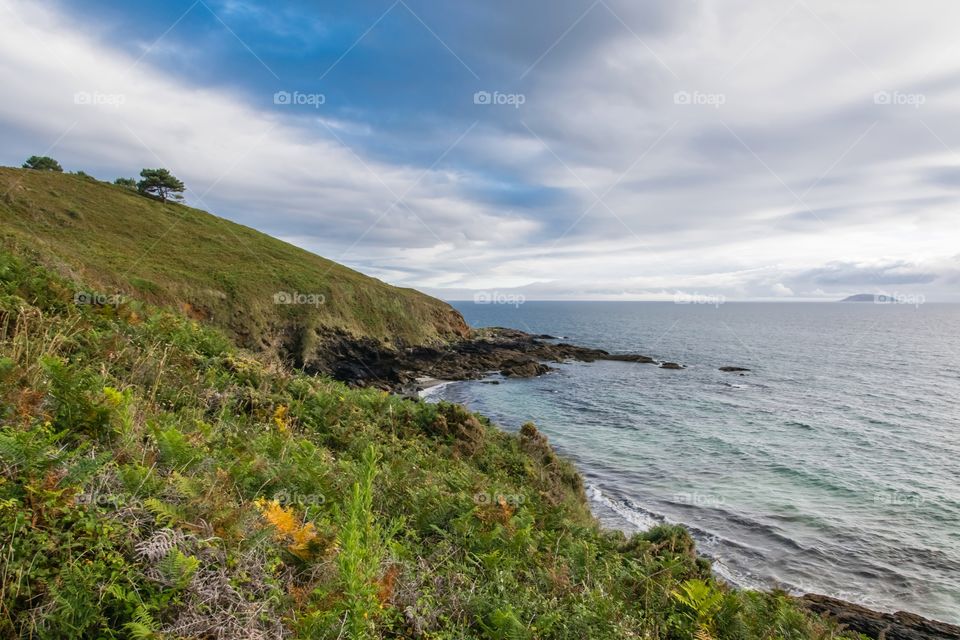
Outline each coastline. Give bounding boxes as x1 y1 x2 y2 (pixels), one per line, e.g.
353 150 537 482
403 336 960 639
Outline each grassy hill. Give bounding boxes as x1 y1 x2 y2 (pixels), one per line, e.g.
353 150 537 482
0 167 859 638
0 251 855 639
0 167 469 369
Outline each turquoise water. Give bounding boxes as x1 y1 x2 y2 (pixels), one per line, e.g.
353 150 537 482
429 302 960 623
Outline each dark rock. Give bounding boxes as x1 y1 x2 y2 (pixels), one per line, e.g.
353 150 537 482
801 594 960 640
719 366 751 372
306 326 661 391
500 359 551 378
659 362 684 369
606 354 657 364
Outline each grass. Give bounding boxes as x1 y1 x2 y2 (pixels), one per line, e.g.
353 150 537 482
0 167 469 364
0 241 864 638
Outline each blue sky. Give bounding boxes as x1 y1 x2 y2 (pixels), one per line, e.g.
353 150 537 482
1 0 959 300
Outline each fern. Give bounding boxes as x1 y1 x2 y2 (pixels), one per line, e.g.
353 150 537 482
143 497 187 527
158 548 200 589
135 528 189 562
153 424 199 470
673 579 726 637
124 605 160 639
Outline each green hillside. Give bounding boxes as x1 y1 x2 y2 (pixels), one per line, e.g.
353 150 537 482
0 167 469 368
0 167 860 638
0 251 854 639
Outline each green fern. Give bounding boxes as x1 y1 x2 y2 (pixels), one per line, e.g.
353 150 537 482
124 605 160 639
158 548 200 590
672 578 725 637
143 497 186 527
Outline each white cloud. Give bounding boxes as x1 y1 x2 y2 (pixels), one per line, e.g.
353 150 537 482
1 0 959 300
0 0 534 269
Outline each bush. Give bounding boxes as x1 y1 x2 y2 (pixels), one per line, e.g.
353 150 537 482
22 155 63 172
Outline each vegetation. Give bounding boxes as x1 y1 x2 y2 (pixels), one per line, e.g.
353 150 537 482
114 177 137 190
137 168 185 203
0 167 860 637
0 248 860 639
21 156 63 172
0 167 468 365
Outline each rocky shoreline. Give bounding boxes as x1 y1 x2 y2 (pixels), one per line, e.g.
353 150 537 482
311 327 959 638
310 326 667 394
801 595 960 640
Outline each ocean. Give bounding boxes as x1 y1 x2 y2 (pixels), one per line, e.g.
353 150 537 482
424 301 960 624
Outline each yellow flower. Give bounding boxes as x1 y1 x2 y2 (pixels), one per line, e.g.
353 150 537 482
102 386 123 407
256 499 317 559
272 405 289 434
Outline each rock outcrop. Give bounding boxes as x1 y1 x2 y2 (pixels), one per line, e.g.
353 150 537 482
802 594 960 640
310 326 664 392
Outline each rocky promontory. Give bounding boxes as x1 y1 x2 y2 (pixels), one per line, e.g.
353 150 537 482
308 326 661 393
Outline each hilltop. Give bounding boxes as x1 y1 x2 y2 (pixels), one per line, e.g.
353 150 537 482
0 167 469 374
0 168 670 391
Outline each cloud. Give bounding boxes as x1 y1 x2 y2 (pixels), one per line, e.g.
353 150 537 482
1 0 959 300
0 0 537 259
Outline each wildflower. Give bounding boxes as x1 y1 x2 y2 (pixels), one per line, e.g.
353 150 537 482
256 498 317 559
272 405 289 434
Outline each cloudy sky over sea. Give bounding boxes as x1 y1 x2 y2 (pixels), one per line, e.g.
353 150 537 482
2 0 958 300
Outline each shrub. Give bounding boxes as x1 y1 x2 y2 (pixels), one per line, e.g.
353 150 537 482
22 155 63 172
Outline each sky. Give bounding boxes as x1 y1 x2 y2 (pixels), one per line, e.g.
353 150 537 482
1 0 958 301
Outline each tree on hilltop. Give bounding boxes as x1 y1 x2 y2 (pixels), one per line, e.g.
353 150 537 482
114 177 137 189
137 168 185 203
23 156 63 172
